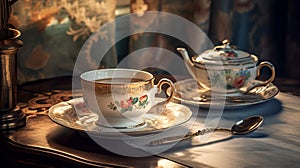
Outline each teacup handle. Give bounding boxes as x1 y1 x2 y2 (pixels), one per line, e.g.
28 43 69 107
155 78 175 104
240 61 275 94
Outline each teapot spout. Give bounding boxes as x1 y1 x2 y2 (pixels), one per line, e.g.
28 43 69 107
177 48 194 68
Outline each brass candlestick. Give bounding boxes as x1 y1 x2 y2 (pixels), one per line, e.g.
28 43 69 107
0 0 26 130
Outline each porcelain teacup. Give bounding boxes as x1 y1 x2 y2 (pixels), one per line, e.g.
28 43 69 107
80 68 175 128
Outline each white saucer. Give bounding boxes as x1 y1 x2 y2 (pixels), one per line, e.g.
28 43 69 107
48 98 192 137
167 79 279 109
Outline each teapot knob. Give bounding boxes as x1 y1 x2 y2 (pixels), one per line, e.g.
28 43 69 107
214 39 233 50
222 39 230 48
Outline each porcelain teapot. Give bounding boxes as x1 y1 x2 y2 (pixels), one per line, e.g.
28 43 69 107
177 39 275 94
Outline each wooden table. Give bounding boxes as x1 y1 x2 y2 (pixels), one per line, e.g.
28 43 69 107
1 76 299 167
0 76 187 168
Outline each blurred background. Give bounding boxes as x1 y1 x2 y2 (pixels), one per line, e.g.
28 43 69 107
9 0 300 93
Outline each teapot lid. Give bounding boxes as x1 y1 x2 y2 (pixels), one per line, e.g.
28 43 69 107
193 39 257 65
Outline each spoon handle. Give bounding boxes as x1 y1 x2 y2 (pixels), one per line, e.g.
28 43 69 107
149 128 231 146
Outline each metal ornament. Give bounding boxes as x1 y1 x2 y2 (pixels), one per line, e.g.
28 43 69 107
0 0 26 130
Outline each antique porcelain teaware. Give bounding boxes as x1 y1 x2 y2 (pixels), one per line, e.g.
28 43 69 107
177 39 275 94
80 68 175 128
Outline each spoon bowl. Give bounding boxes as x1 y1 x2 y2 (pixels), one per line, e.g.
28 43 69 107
231 115 264 135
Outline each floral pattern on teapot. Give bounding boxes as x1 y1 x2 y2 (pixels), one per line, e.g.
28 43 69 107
220 50 238 58
210 69 252 90
108 95 149 113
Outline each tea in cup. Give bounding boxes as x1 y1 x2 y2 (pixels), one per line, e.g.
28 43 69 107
80 68 175 128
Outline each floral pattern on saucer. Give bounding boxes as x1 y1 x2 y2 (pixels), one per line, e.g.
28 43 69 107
48 98 192 136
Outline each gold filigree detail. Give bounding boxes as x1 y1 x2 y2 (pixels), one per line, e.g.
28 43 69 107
81 80 153 95
20 90 82 116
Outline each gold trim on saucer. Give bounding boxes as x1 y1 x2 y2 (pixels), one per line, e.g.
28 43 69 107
166 79 279 109
48 98 192 137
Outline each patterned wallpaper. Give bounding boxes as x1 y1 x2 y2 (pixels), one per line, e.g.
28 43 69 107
10 0 117 83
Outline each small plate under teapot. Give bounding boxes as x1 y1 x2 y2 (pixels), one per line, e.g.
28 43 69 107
166 79 279 109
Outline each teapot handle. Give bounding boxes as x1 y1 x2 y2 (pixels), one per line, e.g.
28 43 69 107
239 61 275 94
256 61 276 85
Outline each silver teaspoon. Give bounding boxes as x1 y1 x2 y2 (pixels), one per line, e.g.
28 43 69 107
149 115 263 146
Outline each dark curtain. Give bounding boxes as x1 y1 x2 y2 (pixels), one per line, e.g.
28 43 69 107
127 0 299 78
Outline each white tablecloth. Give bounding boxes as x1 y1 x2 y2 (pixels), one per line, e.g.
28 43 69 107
158 92 300 167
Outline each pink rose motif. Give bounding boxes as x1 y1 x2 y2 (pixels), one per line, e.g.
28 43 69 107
120 99 133 109
233 76 246 88
73 102 85 109
226 52 235 57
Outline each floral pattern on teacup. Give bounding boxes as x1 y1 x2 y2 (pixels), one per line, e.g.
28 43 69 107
108 95 149 113
210 69 251 90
